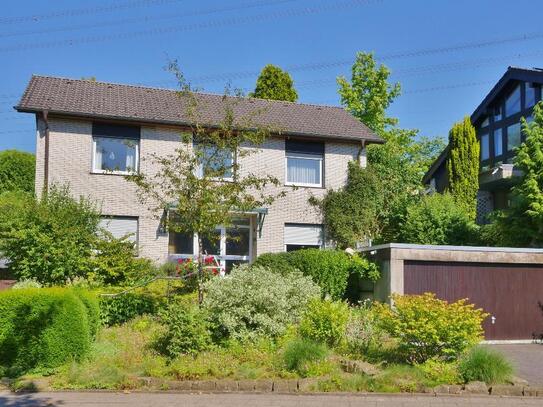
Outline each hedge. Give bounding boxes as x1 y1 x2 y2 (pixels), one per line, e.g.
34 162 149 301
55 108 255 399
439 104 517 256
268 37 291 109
0 287 98 375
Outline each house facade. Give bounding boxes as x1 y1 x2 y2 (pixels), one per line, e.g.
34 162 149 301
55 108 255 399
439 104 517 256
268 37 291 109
16 76 380 271
423 67 543 223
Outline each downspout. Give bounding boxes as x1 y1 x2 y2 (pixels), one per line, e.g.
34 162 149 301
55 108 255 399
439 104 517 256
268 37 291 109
41 110 50 194
358 139 367 168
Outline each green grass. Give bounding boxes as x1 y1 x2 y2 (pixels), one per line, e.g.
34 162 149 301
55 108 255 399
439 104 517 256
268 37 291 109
459 346 513 385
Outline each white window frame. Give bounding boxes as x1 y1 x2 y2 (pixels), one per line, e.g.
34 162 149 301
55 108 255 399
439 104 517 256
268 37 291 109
169 219 253 275
284 223 324 251
285 152 323 188
92 136 139 175
194 143 234 182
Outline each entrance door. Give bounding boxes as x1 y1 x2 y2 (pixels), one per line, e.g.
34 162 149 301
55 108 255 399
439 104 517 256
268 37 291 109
404 261 543 340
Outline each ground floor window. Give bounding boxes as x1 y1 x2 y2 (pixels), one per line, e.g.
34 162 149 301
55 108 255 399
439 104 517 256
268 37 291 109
284 223 324 252
98 216 138 243
168 217 252 274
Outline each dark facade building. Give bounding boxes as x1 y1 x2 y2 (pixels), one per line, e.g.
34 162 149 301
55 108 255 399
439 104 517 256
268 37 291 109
423 67 543 223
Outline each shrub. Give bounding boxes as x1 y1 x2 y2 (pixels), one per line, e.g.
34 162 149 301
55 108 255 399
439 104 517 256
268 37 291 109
345 302 387 355
203 265 320 341
417 358 460 385
459 347 513 384
12 278 42 289
0 287 96 375
374 293 488 363
0 149 35 194
73 289 101 338
299 298 349 347
253 249 380 300
154 302 212 357
399 193 479 245
98 290 162 326
282 338 328 376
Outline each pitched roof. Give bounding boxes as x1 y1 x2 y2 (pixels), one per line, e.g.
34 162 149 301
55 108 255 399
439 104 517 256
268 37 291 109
15 75 381 143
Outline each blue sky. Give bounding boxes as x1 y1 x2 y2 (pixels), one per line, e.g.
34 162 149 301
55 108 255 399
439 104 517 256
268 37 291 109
1 0 542 152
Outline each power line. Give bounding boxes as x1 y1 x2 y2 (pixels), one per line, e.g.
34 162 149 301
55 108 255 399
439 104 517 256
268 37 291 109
0 0 184 25
0 0 301 39
0 0 382 53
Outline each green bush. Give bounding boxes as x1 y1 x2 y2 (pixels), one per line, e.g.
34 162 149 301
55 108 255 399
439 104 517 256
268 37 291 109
154 302 212 357
399 193 479 245
417 358 460 385
345 302 387 355
12 279 42 289
282 338 328 376
253 249 380 300
299 298 349 347
459 347 513 384
0 149 35 194
73 289 101 338
98 291 162 326
0 287 97 375
203 265 320 341
374 293 488 363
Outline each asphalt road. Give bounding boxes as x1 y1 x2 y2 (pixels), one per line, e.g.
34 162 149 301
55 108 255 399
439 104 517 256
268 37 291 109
0 392 542 407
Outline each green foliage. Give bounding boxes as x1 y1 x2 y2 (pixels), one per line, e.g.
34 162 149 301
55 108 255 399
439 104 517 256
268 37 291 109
399 192 479 245
73 289 101 338
12 278 42 289
0 186 100 285
98 290 163 326
282 339 328 376
154 301 212 357
203 265 320 341
0 149 35 194
89 231 155 285
374 293 487 364
337 51 401 135
417 358 460 384
345 303 387 356
250 64 298 102
490 102 543 247
446 117 480 221
254 249 379 300
0 287 97 375
299 298 349 347
459 347 513 384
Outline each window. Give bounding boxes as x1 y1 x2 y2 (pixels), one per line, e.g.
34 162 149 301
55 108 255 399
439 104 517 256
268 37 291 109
493 128 503 157
505 84 521 117
92 123 140 174
285 140 324 187
525 83 537 108
284 223 323 252
480 133 489 161
507 123 521 151
493 105 502 122
195 143 233 180
98 216 138 243
481 116 489 127
168 217 252 274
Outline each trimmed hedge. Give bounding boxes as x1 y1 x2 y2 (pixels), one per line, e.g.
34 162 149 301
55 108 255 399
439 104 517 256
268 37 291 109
0 287 98 375
253 249 380 300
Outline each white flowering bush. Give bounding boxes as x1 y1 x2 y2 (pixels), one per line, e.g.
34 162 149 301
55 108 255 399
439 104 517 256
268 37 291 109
203 265 321 341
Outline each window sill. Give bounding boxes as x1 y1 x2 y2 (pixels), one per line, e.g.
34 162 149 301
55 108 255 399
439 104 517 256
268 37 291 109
91 170 137 176
285 182 324 189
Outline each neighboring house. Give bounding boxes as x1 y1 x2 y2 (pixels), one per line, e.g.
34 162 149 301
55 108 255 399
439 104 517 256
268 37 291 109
423 67 543 223
15 75 381 271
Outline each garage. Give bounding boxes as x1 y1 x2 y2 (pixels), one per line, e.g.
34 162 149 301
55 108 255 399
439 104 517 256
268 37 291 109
364 244 543 341
404 261 543 340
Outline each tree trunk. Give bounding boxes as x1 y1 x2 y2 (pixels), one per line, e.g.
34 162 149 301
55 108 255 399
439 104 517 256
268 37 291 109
197 236 204 304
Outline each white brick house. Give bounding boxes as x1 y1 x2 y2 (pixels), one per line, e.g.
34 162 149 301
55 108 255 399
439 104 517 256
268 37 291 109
16 76 381 271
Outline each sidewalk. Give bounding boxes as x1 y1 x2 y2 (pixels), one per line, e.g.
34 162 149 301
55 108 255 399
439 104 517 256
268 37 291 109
1 391 542 407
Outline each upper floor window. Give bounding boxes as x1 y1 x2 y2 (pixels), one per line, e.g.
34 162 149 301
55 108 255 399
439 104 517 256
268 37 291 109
92 123 140 174
493 105 502 122
493 128 503 157
507 122 521 151
194 143 233 180
481 116 489 127
285 140 324 187
525 83 537 108
480 133 490 161
505 85 521 117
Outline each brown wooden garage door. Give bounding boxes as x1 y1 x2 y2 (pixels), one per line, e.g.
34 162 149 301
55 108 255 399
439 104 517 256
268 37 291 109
404 261 543 340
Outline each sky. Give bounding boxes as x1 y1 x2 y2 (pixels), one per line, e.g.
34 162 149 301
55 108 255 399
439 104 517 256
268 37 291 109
1 0 543 152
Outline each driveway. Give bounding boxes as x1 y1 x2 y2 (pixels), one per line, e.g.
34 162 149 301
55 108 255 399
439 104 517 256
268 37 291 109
0 392 542 407
490 344 543 385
